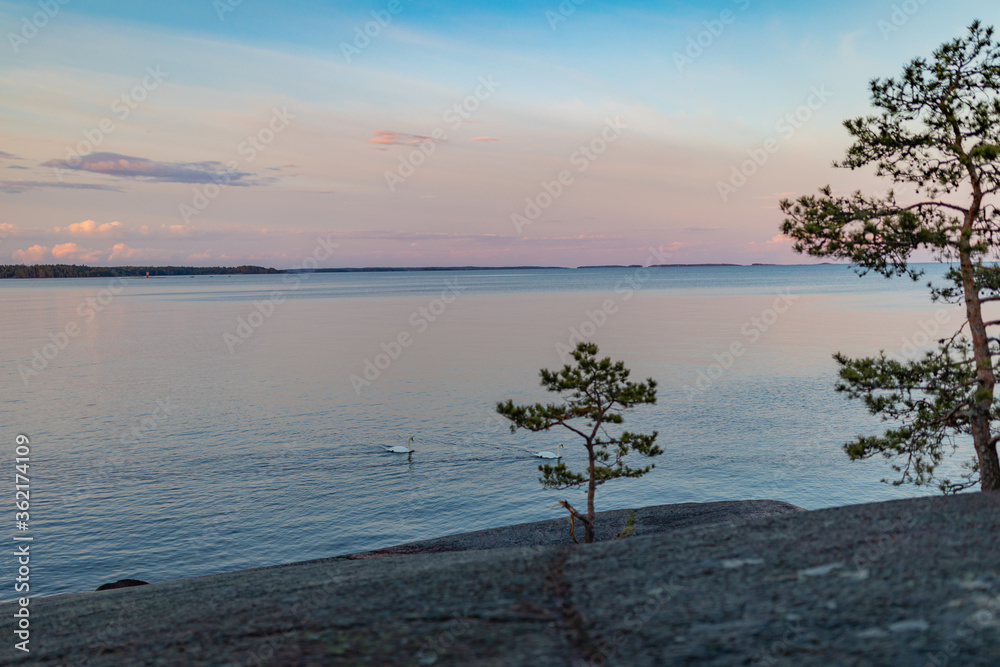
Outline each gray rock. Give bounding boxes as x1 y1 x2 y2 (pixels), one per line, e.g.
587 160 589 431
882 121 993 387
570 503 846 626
332 499 803 559
5 494 999 666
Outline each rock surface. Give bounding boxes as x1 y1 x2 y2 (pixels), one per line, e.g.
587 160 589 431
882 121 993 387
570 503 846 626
4 494 1000 665
333 499 804 558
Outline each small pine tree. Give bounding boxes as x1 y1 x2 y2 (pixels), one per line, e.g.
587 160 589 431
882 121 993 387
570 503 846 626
497 342 661 543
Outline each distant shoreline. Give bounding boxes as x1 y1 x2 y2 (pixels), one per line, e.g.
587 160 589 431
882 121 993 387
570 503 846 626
0 264 280 279
0 262 824 279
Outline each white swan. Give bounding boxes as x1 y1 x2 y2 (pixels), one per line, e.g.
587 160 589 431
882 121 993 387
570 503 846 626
535 443 564 459
384 436 414 454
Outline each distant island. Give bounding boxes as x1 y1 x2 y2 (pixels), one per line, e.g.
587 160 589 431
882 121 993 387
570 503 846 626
0 262 801 279
652 263 742 268
294 263 771 272
284 265 561 273
0 264 280 279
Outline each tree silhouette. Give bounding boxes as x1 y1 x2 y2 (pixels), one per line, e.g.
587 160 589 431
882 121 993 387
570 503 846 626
780 22 1000 491
497 342 661 542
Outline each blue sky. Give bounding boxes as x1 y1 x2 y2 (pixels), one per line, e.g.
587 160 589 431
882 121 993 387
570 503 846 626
1 0 998 267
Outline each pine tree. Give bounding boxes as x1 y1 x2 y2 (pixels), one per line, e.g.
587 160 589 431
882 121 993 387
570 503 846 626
497 342 661 542
780 21 1000 492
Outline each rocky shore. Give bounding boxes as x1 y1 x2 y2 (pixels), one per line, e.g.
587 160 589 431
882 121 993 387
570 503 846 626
4 494 999 665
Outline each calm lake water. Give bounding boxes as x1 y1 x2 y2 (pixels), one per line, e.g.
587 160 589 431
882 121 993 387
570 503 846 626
0 264 977 600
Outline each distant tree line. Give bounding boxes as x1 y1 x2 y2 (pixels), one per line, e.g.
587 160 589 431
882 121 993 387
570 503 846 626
0 264 279 279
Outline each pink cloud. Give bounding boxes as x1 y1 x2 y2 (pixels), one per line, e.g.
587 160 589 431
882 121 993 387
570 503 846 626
368 130 444 147
51 242 80 258
62 219 122 236
52 242 102 262
469 137 502 142
766 234 791 245
12 244 49 263
107 243 141 262
106 243 173 263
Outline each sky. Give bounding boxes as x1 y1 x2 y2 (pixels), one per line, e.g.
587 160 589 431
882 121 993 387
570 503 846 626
1 0 999 268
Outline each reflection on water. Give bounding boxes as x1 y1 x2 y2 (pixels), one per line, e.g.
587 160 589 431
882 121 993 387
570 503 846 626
0 264 974 599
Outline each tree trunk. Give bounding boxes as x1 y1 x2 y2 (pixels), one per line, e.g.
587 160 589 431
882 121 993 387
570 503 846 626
586 445 596 543
980 443 1000 491
959 208 1000 491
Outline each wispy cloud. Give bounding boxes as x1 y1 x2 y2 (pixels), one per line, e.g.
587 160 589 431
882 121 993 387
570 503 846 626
329 229 506 243
0 151 20 160
469 136 502 142
323 230 627 248
279 188 338 194
40 152 272 187
0 180 123 194
368 130 444 148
